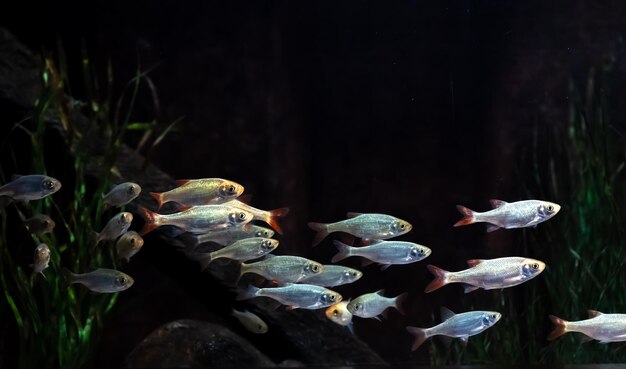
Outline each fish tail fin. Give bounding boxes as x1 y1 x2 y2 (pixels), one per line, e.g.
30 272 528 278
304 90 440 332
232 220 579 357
187 251 212 271
236 284 260 301
453 205 476 227
547 315 569 341
236 262 250 284
92 231 100 247
331 240 353 263
406 326 429 351
394 292 408 316
424 265 450 293
308 222 330 247
266 207 289 235
138 206 160 235
149 192 164 210
60 267 76 287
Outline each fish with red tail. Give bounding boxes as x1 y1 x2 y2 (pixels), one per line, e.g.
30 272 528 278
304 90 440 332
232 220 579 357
347 290 407 320
453 199 560 232
227 199 289 235
149 178 244 210
548 311 626 343
138 205 253 235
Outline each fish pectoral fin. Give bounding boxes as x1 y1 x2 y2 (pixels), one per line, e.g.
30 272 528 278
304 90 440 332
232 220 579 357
379 264 391 271
579 334 594 344
285 305 298 311
372 316 383 322
486 224 500 232
459 335 469 346
463 284 480 293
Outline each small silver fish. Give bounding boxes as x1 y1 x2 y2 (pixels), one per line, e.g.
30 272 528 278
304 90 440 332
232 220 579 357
454 199 560 232
308 212 412 247
192 225 275 247
548 311 626 343
231 308 268 334
0 174 61 202
347 290 406 320
31 243 50 278
239 255 324 284
194 238 279 270
62 268 134 293
150 178 244 209
300 265 363 287
102 182 141 208
115 231 144 262
325 301 353 327
331 240 431 270
96 212 133 245
406 307 501 350
138 205 253 236
237 283 342 310
227 199 289 235
24 214 55 236
425 257 546 293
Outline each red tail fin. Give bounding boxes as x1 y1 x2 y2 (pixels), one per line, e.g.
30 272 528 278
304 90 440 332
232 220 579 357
547 315 568 341
150 192 164 210
267 207 289 235
424 265 450 293
138 207 160 235
331 240 352 263
406 326 428 351
453 205 475 227
308 222 330 247
394 292 408 316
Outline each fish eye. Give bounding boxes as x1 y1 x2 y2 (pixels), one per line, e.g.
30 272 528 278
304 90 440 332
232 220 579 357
532 263 539 270
400 223 405 229
263 231 269 236
239 212 246 220
351 272 358 277
355 303 362 310
333 309 339 317
129 238 135 245
43 220 49 226
43 179 54 189
491 314 497 319
115 277 127 286
311 264 320 273
229 185 236 193
257 324 264 331
128 185 135 194
548 205 554 212
329 295 336 301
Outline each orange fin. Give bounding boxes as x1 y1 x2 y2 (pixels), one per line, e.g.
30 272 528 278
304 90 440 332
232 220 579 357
588 310 603 318
406 326 428 351
338 233 355 246
308 222 330 247
547 315 568 341
466 259 483 267
453 205 475 227
138 206 160 235
346 212 363 219
489 199 508 208
175 179 191 186
150 192 164 210
177 204 192 211
424 265 449 293
238 194 253 204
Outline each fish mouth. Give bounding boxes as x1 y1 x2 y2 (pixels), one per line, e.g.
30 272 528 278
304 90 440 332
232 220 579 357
552 204 562 214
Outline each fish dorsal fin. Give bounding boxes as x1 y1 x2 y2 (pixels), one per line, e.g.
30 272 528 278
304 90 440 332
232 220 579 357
489 199 508 208
375 289 385 296
588 310 603 318
10 174 23 181
175 179 191 186
466 259 483 267
440 307 455 322
237 194 252 205
346 212 363 219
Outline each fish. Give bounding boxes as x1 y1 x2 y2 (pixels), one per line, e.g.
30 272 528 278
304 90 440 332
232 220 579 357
548 311 626 342
406 307 501 350
331 240 431 270
236 283 342 310
115 231 144 262
192 225 275 247
308 212 412 247
347 290 407 320
231 308 268 334
138 205 253 236
0 174 61 202
193 238 279 270
325 301 354 328
31 243 50 278
150 178 244 210
95 212 133 245
299 265 363 287
453 199 561 232
425 257 546 293
62 268 134 293
238 255 324 284
102 182 142 208
24 214 55 236
227 199 289 235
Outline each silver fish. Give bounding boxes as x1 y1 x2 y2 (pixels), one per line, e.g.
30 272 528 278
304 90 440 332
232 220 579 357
237 283 342 310
300 265 363 287
115 231 144 262
239 255 324 284
103 182 141 208
192 225 275 247
308 212 412 247
0 174 61 202
138 205 253 236
62 268 134 293
194 238 279 270
24 214 55 236
231 308 268 334
150 178 244 209
227 199 289 235
406 307 501 350
331 240 431 270
454 199 560 232
31 243 50 277
347 290 406 319
96 212 133 245
548 311 626 343
325 301 353 327
425 257 546 293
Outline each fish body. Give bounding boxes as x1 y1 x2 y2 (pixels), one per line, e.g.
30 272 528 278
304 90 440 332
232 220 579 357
31 243 50 277
425 257 546 293
237 283 342 310
115 231 144 262
407 307 501 350
308 213 412 247
24 214 55 236
0 175 61 201
301 265 363 287
325 301 353 327
103 182 141 207
231 309 268 334
62 268 134 293
138 205 253 235
193 225 275 247
239 255 324 284
454 199 560 232
331 240 430 269
347 290 406 319
96 212 133 245
150 178 244 209
195 238 279 270
548 311 626 342
227 200 289 234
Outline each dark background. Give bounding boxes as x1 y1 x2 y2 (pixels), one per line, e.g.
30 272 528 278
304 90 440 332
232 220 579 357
3 0 626 366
